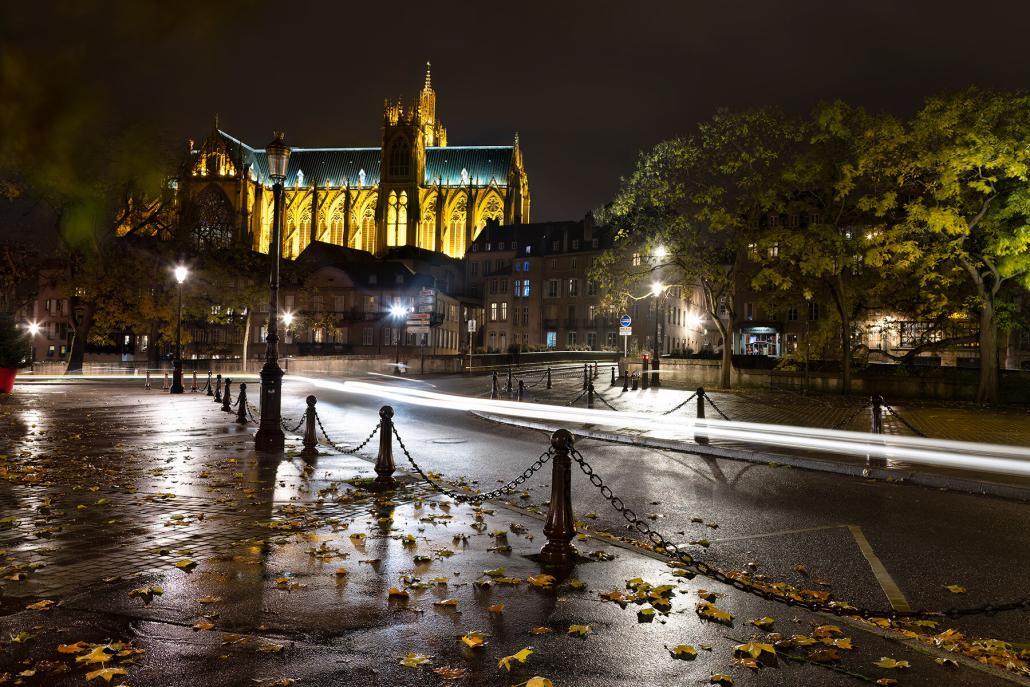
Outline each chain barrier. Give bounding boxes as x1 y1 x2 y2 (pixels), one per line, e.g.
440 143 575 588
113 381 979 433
564 390 588 407
594 392 620 412
882 401 927 438
661 391 698 416
704 394 731 421
280 415 305 432
392 424 552 503
246 402 259 424
313 409 380 454
832 400 870 431
569 445 1029 620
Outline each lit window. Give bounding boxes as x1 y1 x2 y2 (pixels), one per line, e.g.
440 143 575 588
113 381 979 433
386 191 407 246
501 302 508 321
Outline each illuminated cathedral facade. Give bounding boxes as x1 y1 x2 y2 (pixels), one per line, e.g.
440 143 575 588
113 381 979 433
175 64 530 260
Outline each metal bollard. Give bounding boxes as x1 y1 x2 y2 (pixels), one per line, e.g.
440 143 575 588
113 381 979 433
517 379 525 401
214 374 223 403
641 358 649 390
491 371 499 399
622 367 629 392
868 395 886 468
221 378 232 412
145 371 152 389
582 364 588 390
546 367 552 389
506 365 513 394
593 361 599 379
235 383 249 424
539 429 576 566
301 395 318 457
372 406 397 491
631 373 639 391
205 371 213 396
694 387 709 445
610 365 616 386
191 370 199 393
162 372 170 390
652 357 660 388
587 383 595 408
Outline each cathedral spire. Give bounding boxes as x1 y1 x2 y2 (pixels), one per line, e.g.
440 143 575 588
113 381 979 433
424 61 432 89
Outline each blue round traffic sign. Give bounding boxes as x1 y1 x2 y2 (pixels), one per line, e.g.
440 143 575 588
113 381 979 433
620 314 632 327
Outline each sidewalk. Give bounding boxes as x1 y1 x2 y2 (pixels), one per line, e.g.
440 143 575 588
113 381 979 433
0 386 1027 685
491 374 1030 500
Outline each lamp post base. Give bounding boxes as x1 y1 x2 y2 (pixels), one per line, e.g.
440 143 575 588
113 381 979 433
170 359 185 394
255 359 285 453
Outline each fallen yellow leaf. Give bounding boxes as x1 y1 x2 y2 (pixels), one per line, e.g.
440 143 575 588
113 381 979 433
527 574 556 588
85 667 128 683
567 624 592 637
669 644 697 660
461 631 489 648
498 647 534 671
873 657 910 669
399 652 433 668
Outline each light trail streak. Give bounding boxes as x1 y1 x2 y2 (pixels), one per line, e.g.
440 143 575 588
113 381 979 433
287 377 1030 477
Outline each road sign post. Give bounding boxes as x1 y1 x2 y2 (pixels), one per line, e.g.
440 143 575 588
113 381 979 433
619 314 632 359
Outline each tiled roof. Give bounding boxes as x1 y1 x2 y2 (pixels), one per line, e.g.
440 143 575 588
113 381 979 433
424 147 513 187
216 132 512 188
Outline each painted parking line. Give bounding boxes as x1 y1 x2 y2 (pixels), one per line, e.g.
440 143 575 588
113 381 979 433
711 524 847 543
847 524 912 612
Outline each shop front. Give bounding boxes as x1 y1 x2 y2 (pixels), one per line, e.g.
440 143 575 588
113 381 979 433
737 325 781 356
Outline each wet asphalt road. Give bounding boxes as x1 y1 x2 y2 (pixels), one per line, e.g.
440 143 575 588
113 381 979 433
282 372 1030 644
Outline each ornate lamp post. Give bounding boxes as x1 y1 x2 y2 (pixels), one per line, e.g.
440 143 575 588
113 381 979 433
170 265 188 394
651 280 664 387
255 132 291 452
26 321 39 369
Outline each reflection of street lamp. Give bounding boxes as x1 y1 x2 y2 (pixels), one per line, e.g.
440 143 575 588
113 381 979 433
170 265 188 394
256 132 291 453
390 304 408 374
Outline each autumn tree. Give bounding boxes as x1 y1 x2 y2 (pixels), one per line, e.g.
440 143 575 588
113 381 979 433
594 109 801 388
858 88 1030 403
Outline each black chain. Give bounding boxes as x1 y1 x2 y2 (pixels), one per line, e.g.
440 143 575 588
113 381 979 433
661 391 698 415
313 409 380 454
832 400 870 431
594 392 620 412
246 403 259 423
392 424 552 503
882 402 927 438
704 394 731 421
564 390 588 407
569 446 1029 621
280 415 304 432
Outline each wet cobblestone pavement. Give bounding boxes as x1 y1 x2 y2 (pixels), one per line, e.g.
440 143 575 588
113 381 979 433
0 384 1027 686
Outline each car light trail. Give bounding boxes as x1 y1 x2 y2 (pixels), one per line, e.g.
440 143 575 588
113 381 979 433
287 377 1030 478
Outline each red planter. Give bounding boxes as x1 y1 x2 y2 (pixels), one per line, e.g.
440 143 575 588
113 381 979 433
0 367 16 394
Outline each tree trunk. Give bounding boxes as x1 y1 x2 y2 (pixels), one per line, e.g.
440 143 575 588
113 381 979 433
840 314 852 395
241 310 252 373
147 320 161 368
977 303 999 404
714 317 733 389
65 302 95 374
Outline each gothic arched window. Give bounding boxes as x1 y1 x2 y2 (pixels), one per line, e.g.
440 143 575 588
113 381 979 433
388 139 411 178
447 196 467 258
421 196 436 250
330 207 344 245
190 185 234 250
387 191 407 247
478 194 504 231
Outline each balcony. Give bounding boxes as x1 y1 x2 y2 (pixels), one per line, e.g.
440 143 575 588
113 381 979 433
543 319 559 329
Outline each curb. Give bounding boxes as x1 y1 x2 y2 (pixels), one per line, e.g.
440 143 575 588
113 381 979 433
472 412 1030 503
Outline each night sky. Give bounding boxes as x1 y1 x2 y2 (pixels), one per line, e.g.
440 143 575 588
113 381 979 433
9 1 1030 221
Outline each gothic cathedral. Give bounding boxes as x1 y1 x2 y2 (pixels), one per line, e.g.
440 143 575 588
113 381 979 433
175 64 530 259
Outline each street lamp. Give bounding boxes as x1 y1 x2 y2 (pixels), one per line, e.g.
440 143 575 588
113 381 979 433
169 265 188 394
390 304 408 374
26 321 40 369
651 281 664 386
255 131 291 453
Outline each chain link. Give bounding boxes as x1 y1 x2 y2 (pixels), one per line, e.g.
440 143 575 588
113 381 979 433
564 389 588 407
594 392 620 411
313 409 380 454
661 391 698 416
704 394 731 421
882 401 927 438
246 402 259 424
832 399 870 430
280 415 304 432
392 424 552 503
569 446 1030 621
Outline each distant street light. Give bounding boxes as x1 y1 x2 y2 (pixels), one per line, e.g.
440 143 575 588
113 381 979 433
26 321 40 368
255 132 291 453
390 304 408 374
170 265 188 394
654 245 668 260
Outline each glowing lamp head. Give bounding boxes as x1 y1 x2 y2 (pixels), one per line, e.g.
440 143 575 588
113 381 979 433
27 321 40 336
173 265 188 284
390 305 409 319
265 132 291 181
654 245 667 259
686 313 702 330
282 311 294 327
651 281 664 296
